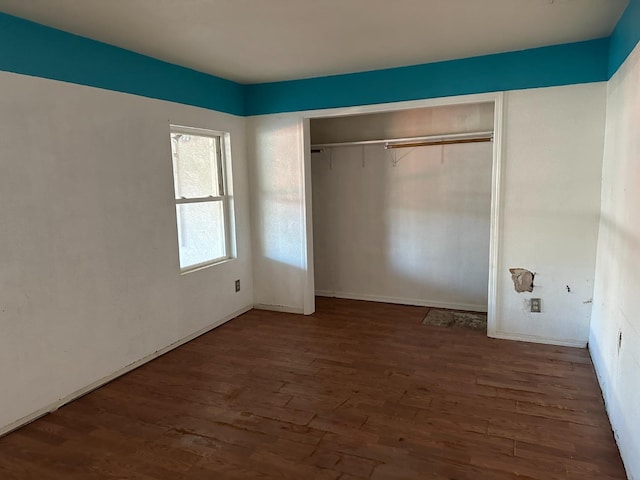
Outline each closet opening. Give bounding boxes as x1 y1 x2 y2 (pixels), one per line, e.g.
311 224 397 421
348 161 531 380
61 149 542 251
301 94 503 336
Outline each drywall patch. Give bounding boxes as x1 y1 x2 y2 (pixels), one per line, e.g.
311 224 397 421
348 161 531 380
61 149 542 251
509 268 535 293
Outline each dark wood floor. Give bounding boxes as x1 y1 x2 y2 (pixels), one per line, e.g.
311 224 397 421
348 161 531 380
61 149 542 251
0 298 626 479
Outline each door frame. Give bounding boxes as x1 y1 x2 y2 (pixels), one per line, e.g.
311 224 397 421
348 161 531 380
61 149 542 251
299 91 504 337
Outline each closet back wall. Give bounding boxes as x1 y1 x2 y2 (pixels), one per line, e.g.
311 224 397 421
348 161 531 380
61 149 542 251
311 105 494 311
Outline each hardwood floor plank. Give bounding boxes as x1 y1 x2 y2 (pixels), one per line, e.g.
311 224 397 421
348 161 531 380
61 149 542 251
0 297 626 479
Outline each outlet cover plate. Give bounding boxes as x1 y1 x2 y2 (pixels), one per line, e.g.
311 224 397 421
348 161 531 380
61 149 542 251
531 298 541 313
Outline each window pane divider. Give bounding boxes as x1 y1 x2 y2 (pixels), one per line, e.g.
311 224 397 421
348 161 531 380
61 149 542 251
176 196 224 204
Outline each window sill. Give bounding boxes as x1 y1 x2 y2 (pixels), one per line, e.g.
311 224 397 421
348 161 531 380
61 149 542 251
180 257 235 275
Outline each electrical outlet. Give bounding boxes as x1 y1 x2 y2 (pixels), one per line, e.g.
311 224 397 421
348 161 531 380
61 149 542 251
235 279 240 292
530 298 541 313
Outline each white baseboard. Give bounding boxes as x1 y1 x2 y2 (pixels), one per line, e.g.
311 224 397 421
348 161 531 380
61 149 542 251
588 339 609 407
588 340 635 480
253 303 304 314
315 290 487 313
491 330 587 348
0 304 253 438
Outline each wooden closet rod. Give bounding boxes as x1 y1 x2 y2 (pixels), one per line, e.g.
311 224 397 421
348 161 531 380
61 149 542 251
385 136 492 149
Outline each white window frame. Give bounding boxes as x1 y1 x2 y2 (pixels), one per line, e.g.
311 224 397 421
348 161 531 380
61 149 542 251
170 125 233 272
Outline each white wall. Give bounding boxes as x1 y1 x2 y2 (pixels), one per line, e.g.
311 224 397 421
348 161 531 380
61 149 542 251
311 142 492 311
247 98 500 315
0 71 253 434
248 87 606 347
495 83 607 347
590 42 640 480
247 114 310 313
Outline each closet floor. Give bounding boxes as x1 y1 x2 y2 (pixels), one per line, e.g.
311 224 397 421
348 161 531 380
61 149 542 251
0 297 626 479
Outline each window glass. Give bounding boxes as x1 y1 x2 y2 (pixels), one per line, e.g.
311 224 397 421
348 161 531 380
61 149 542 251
170 133 221 198
176 202 226 268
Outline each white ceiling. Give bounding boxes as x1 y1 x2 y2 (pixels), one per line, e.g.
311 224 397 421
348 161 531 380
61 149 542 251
0 0 628 84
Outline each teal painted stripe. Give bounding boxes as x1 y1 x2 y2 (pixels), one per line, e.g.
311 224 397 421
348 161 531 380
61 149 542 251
1 11 627 117
245 39 609 115
609 0 640 76
0 13 245 116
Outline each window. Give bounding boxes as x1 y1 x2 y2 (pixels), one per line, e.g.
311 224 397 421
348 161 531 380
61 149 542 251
170 126 233 271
